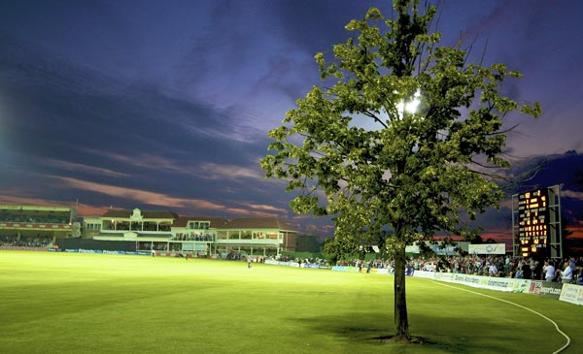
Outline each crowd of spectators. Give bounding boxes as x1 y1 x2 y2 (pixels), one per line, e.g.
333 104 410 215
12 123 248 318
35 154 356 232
411 255 583 284
172 233 213 241
328 254 583 285
0 235 53 248
273 255 329 267
0 212 69 224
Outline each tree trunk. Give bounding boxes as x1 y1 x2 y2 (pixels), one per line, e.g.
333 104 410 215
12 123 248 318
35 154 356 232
393 243 410 341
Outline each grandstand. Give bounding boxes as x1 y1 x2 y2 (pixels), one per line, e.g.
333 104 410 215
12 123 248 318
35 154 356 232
215 217 298 256
0 204 77 248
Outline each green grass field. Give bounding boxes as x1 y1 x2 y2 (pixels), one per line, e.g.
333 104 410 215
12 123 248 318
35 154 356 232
1 251 581 354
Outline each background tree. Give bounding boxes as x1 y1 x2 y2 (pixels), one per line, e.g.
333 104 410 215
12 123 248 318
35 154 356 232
261 0 539 341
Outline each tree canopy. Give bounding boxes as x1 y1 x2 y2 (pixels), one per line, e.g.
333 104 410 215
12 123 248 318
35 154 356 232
261 0 539 340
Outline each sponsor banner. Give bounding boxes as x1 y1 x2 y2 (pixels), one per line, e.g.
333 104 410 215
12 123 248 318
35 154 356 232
413 271 435 279
508 279 532 293
331 266 359 273
62 249 149 256
414 271 560 296
265 259 322 268
468 243 506 255
528 281 563 298
559 284 583 306
434 272 454 282
303 263 321 269
428 272 531 293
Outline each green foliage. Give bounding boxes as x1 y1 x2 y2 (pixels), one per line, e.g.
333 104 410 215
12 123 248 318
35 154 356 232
261 0 539 255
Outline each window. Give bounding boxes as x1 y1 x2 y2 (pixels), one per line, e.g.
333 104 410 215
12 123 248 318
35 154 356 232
131 221 142 231
266 233 278 240
254 232 265 240
241 231 252 239
116 221 130 231
159 222 171 232
102 220 114 230
143 222 157 231
189 221 210 230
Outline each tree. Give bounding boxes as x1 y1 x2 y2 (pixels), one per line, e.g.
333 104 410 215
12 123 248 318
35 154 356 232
261 0 540 342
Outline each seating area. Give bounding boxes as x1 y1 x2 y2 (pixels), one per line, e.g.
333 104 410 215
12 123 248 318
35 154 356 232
0 211 69 224
0 235 53 248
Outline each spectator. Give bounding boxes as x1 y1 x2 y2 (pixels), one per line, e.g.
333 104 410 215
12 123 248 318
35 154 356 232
560 261 573 283
543 261 555 282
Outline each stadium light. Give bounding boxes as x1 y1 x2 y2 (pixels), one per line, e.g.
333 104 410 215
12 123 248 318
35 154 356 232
397 89 421 118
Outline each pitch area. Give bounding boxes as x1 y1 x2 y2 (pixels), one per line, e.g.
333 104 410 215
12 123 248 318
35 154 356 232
0 251 580 353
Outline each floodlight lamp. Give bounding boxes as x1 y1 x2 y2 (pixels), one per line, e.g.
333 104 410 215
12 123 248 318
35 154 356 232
397 89 421 118
405 89 421 114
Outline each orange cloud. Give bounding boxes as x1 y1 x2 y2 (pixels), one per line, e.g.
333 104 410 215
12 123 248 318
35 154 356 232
51 175 285 217
198 163 264 181
0 194 70 207
55 175 225 210
247 203 287 214
0 193 108 216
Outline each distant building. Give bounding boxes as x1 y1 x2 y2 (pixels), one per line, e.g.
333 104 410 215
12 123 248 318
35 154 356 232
0 203 322 255
77 207 299 256
0 204 78 247
214 217 298 256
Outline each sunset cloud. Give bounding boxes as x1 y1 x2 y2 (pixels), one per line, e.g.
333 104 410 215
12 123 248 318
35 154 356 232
198 163 265 181
50 175 286 217
246 203 287 214
55 175 224 210
0 192 109 216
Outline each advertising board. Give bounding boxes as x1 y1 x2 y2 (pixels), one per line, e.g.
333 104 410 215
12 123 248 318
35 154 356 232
528 280 563 298
468 243 506 255
559 283 583 305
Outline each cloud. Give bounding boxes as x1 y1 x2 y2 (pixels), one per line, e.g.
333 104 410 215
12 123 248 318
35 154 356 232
198 163 264 181
563 190 583 201
49 175 285 217
246 203 287 214
42 159 129 178
0 191 109 216
82 149 183 172
54 175 224 210
83 148 267 182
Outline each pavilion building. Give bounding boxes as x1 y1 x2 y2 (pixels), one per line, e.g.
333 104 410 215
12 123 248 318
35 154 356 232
79 208 299 256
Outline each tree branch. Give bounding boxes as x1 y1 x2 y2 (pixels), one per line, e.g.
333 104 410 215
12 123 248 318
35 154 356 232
469 158 502 169
467 168 510 180
485 123 519 136
363 110 388 128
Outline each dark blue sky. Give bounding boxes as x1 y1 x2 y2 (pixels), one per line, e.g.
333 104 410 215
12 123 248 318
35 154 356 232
0 0 582 235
